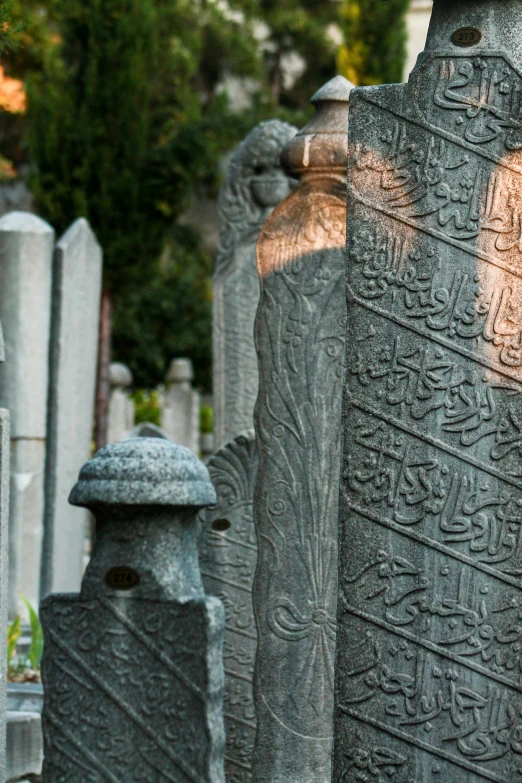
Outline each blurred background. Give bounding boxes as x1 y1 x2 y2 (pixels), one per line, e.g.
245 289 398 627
0 0 431 402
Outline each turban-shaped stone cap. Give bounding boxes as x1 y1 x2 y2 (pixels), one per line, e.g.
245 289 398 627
69 437 217 510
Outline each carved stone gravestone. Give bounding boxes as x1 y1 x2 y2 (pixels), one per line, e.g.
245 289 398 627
41 218 102 598
253 76 353 783
0 409 9 783
333 3 522 783
107 362 134 444
0 212 54 617
199 431 258 782
40 438 225 782
161 358 200 453
213 120 297 449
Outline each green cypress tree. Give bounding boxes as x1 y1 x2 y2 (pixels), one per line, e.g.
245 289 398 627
337 0 410 86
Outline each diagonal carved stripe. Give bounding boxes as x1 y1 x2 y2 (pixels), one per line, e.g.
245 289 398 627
46 708 121 782
47 629 206 783
100 597 205 702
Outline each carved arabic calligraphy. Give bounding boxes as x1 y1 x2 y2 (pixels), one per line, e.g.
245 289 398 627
354 122 522 251
349 223 522 369
434 58 522 151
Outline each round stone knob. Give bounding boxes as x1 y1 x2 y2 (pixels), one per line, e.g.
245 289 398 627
166 358 194 384
109 362 133 389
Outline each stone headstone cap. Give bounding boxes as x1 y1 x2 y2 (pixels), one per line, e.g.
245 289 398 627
69 437 216 509
167 358 194 383
109 362 133 389
281 74 355 176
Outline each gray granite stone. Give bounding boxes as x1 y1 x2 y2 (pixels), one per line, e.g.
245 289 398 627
333 3 522 783
0 212 54 618
107 362 135 444
252 77 352 783
161 358 200 453
0 410 9 783
198 431 258 782
40 438 225 782
40 218 102 599
213 121 297 450
6 713 42 782
131 422 169 439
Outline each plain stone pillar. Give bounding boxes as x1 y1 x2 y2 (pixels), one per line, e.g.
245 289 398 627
213 121 297 449
107 362 134 443
253 77 353 783
41 438 225 782
199 430 258 778
40 218 102 599
0 211 54 617
0 411 9 783
161 358 200 453
334 3 522 782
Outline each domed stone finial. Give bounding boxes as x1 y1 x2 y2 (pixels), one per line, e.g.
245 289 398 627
69 437 216 510
109 362 133 389
281 74 355 178
167 357 194 384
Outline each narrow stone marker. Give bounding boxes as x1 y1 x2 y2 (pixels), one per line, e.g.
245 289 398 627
107 361 134 444
334 3 522 783
40 438 225 783
199 430 258 781
0 211 54 617
0 409 9 783
213 120 297 450
253 76 353 783
41 218 102 599
162 358 200 453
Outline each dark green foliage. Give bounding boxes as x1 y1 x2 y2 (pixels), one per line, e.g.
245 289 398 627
337 0 410 86
112 225 213 390
258 0 339 111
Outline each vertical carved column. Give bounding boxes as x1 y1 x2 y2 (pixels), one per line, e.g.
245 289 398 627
334 3 522 782
40 438 225 782
253 76 353 783
199 431 258 781
213 121 297 450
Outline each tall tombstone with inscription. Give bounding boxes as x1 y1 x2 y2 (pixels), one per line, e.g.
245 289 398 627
41 218 102 599
0 212 54 617
41 438 225 782
199 431 258 782
253 75 353 783
213 120 297 449
333 3 522 783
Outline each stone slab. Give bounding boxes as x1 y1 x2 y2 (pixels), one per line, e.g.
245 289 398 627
333 3 522 782
6 713 43 782
199 431 258 781
213 121 297 449
40 218 102 598
0 409 9 782
252 78 351 783
0 212 54 617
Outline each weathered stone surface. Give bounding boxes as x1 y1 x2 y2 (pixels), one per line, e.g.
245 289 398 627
253 77 352 783
0 211 54 617
199 430 258 781
41 438 225 782
107 361 134 444
213 120 297 449
131 422 169 439
0 410 9 783
40 218 102 599
333 3 522 783
6 712 43 781
162 358 200 453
